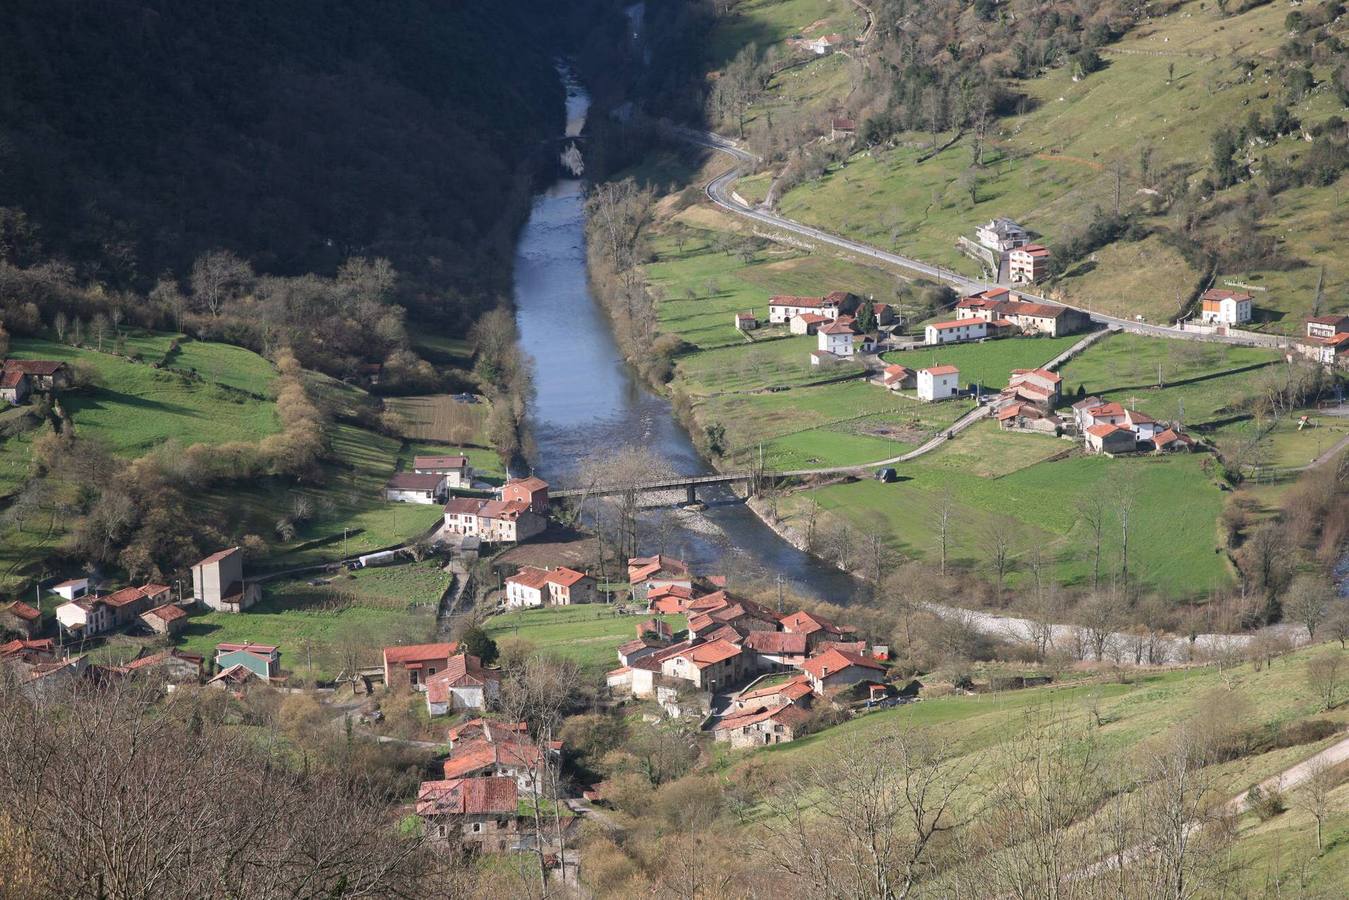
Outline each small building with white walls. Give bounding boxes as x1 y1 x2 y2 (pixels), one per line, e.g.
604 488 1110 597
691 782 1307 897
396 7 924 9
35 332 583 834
917 365 960 402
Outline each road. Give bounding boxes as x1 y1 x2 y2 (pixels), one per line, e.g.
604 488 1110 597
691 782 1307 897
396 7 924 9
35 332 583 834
680 129 1293 352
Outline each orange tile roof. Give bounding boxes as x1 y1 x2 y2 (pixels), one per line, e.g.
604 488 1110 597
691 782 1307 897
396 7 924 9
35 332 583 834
417 776 518 817
800 648 886 679
922 365 959 377
673 639 743 669
383 642 459 665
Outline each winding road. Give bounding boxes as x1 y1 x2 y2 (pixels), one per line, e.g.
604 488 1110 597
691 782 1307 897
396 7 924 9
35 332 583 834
677 128 1293 352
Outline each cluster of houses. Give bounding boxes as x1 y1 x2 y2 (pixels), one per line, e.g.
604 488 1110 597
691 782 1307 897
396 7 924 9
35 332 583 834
441 476 550 545
415 718 569 855
927 286 1087 346
504 565 598 608
605 555 891 747
749 291 899 366
382 640 502 717
878 362 961 402
0 358 71 405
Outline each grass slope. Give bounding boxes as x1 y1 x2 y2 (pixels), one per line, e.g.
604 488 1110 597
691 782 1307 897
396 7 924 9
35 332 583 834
483 605 684 678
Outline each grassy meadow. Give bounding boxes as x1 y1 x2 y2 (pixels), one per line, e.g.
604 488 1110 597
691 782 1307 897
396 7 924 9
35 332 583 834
482 605 685 678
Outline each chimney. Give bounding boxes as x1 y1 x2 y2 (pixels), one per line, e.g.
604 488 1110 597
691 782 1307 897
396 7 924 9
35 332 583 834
822 666 830 677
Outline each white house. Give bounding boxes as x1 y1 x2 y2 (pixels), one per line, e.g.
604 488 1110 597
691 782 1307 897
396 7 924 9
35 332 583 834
442 498 545 544
925 319 987 345
806 33 844 54
975 217 1027 252
49 577 90 602
384 472 449 504
817 321 855 358
1008 244 1051 283
56 597 114 639
192 547 258 613
1199 289 1253 326
425 654 500 716
504 566 597 608
917 365 959 402
768 294 842 324
412 455 473 489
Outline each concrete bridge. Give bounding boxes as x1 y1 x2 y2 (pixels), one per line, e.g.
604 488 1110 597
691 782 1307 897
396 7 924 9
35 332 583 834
550 471 763 505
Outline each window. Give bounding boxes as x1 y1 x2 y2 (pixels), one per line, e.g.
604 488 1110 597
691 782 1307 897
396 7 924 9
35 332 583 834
471 822 483 833
437 824 448 838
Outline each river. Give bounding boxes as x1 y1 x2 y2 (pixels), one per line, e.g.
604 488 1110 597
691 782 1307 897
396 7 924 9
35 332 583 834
511 74 856 600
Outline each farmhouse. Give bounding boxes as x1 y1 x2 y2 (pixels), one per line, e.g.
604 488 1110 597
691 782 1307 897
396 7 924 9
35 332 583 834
790 312 829 335
1 359 71 391
1085 422 1136 454
442 498 545 544
660 638 750 693
440 733 557 793
192 547 259 613
925 318 986 345
780 609 858 648
1298 332 1349 366
139 602 187 636
501 476 550 515
880 364 915 390
731 672 815 711
384 472 448 504
1008 244 1051 283
975 217 1027 252
412 454 473 488
1199 289 1253 326
767 292 853 324
646 584 698 614
741 631 809 669
122 648 204 687
799 647 887 694
56 583 171 639
917 365 960 402
734 311 758 331
954 290 1083 336
1004 368 1062 408
817 320 856 358
0 370 29 405
215 642 281 682
830 117 856 140
996 402 1061 434
1306 315 1349 340
713 701 811 749
806 33 845 54
425 653 500 715
383 641 460 690
417 776 520 853
503 566 597 608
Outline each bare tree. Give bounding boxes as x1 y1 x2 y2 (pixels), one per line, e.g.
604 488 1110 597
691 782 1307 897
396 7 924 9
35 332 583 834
1284 574 1333 640
980 519 1016 605
1113 481 1137 592
935 488 955 576
190 249 253 317
1296 756 1337 852
1076 494 1108 590
1305 651 1345 710
1326 602 1349 649
1079 590 1121 661
755 731 967 899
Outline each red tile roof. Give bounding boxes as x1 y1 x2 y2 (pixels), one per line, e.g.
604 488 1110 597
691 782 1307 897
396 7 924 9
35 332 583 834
779 609 854 637
671 638 743 669
506 566 552 590
417 776 518 817
1086 423 1128 439
736 673 814 704
628 555 690 584
800 648 886 679
413 455 469 469
742 631 809 655
3 359 67 376
927 318 982 330
217 641 278 656
0 370 24 389
385 472 446 491
1201 288 1252 303
1013 244 1051 257
143 603 186 623
715 701 812 733
3 600 40 621
922 365 959 377
194 547 239 568
505 475 549 492
426 654 498 702
383 642 458 665
769 295 829 308
819 320 854 335
441 737 544 779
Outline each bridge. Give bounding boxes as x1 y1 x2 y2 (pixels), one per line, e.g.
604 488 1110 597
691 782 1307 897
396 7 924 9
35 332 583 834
550 471 763 505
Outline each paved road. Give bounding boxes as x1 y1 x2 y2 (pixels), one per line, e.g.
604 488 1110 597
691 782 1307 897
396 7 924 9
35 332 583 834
680 129 1293 352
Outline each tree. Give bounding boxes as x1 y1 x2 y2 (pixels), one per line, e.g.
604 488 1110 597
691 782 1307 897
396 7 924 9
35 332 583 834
1076 494 1108 590
1296 756 1337 852
1285 574 1333 640
1326 603 1349 649
1113 481 1137 592
980 519 1016 605
90 313 109 353
935 488 955 576
190 249 253 317
1305 651 1344 710
457 625 498 666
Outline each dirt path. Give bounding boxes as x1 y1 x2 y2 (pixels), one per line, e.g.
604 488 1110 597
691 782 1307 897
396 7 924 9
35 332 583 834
1227 731 1349 814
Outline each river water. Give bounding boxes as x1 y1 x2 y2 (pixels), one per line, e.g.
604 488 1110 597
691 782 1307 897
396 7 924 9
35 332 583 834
511 76 856 600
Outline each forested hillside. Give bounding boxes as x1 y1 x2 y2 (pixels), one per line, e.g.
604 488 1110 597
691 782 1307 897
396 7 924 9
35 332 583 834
0 0 567 347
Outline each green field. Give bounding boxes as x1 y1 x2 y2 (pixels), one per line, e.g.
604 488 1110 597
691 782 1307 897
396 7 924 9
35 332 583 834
783 448 1232 593
7 337 279 455
482 605 684 678
882 334 1085 392
175 562 450 681
705 0 859 66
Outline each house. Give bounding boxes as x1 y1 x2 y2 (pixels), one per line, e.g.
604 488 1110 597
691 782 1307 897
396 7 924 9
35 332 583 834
384 472 449 504
49 577 90 601
806 33 845 54
617 636 670 667
1085 422 1136 454
443 498 546 544
713 702 812 749
881 364 915 391
734 311 758 331
830 117 856 140
425 653 500 715
0 637 57 664
447 718 529 749
1006 368 1062 408
1298 332 1349 366
790 312 829 335
1 359 71 391
646 584 697 614
1152 428 1197 453
412 454 473 488
818 320 856 358
139 602 188 636
383 641 460 690
215 642 281 682
1306 315 1349 340
917 365 960 402
105 584 171 628
501 476 550 515
799 647 887 694
441 735 555 792
976 217 1028 252
779 609 858 649
418 776 520 853
0 370 29 405
192 547 258 613
996 402 1061 434
767 293 852 324
1199 289 1253 326
1122 408 1160 441
660 639 749 693
1008 244 1051 283
1073 399 1128 431
56 597 114 640
925 318 987 345
0 601 41 638
741 631 810 669
122 648 204 687
955 287 1016 320
731 672 815 711
954 291 1083 336
504 566 597 608
628 555 691 601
